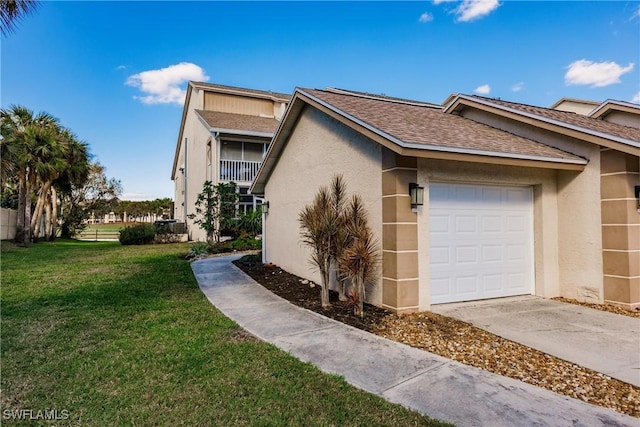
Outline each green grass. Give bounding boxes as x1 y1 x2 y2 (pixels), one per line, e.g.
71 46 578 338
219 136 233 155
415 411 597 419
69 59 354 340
84 223 126 231
1 240 450 426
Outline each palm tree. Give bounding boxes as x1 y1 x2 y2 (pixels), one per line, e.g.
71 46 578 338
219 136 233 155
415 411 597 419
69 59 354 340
1 0 39 36
339 195 379 318
0 105 61 245
49 134 89 240
29 122 68 240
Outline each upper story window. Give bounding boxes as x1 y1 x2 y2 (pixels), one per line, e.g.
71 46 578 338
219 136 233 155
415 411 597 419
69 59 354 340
220 141 265 161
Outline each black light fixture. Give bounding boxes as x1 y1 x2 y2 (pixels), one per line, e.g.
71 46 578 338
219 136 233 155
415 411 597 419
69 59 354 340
262 201 269 214
409 183 424 208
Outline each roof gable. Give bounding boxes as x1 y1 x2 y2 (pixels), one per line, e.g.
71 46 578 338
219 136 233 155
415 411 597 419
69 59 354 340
251 88 587 193
445 95 640 154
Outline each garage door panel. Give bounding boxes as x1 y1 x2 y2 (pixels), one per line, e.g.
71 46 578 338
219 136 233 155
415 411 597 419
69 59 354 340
430 182 533 304
456 276 478 294
481 216 502 232
455 246 478 264
455 215 477 233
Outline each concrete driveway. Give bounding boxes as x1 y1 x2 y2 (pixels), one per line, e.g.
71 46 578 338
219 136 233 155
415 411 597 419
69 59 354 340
431 296 640 387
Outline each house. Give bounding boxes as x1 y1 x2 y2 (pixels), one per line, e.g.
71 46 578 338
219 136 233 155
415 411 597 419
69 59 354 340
251 88 640 313
171 82 290 241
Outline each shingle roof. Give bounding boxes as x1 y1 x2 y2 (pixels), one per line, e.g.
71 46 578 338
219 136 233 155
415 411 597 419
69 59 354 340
191 81 291 101
195 110 280 135
302 89 585 162
471 96 640 144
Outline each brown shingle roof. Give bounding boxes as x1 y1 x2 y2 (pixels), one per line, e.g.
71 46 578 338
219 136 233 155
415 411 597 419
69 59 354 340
303 89 585 162
195 110 280 135
471 96 640 144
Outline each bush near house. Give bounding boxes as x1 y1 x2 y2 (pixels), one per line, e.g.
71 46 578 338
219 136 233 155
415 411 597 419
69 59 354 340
118 224 155 245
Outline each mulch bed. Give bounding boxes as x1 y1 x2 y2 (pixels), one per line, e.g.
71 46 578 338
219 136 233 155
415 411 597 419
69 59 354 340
232 255 640 418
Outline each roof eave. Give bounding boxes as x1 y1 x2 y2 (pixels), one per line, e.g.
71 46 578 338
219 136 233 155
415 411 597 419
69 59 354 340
446 95 640 153
171 82 196 179
252 89 588 193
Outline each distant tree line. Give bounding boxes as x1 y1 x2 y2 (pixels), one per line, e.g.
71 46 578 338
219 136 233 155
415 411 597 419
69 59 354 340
114 198 174 222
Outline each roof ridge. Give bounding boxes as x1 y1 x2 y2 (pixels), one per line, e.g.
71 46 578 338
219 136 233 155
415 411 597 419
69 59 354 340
190 81 291 100
324 87 441 108
471 95 579 115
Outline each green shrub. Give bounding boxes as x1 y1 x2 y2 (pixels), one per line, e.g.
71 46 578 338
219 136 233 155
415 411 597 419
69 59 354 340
237 209 262 236
119 224 156 245
209 237 261 254
185 241 210 259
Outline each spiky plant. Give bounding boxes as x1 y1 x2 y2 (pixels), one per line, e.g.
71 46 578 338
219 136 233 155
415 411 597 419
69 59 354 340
339 195 379 318
329 175 349 301
299 186 340 308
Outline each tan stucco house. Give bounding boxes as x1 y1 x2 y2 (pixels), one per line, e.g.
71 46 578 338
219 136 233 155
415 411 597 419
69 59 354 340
251 88 640 313
172 82 290 241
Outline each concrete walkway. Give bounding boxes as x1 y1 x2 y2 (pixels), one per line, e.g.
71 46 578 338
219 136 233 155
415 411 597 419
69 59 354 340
191 255 638 427
431 296 640 387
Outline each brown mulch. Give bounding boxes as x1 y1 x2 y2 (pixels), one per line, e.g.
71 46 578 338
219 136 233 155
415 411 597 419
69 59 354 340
233 255 640 418
552 297 640 318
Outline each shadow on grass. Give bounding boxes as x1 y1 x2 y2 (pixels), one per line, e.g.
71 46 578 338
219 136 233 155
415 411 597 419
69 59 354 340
1 242 196 320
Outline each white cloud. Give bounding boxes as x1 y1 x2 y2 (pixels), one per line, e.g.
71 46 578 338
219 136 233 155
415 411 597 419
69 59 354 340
565 59 634 87
474 84 491 95
632 92 640 104
419 12 434 23
116 65 127 70
633 5 640 19
126 62 209 105
511 82 524 92
455 0 500 22
432 0 455 4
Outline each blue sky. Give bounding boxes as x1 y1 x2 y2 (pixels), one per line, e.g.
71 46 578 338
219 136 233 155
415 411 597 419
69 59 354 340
2 1 639 201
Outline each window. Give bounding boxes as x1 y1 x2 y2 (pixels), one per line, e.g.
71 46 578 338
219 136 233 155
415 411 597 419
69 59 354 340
220 141 265 161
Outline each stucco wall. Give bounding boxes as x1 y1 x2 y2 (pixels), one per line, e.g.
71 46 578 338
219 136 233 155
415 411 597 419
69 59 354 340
416 160 560 309
459 108 604 301
175 88 215 242
264 107 383 305
601 111 640 129
1 208 17 240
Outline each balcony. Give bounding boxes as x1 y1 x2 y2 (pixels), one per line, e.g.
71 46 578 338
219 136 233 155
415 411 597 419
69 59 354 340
220 159 261 183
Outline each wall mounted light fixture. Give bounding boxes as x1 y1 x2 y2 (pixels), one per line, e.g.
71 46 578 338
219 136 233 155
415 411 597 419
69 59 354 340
409 183 424 209
262 201 269 214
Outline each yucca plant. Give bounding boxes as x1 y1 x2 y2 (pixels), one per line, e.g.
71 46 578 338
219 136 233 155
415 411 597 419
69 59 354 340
339 195 379 318
329 175 349 301
299 186 340 308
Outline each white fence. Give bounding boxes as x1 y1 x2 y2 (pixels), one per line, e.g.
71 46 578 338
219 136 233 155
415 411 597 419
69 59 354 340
1 208 18 240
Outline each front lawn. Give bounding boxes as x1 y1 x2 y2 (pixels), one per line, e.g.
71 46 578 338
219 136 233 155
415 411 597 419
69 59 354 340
0 240 448 426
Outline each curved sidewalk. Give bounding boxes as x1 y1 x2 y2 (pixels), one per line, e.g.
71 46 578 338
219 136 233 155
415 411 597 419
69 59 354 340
191 255 637 427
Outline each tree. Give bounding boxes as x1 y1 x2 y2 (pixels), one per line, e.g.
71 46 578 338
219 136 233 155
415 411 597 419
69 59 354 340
299 186 340 308
338 195 379 318
188 181 238 243
0 0 39 36
0 105 61 245
59 162 121 238
299 175 379 313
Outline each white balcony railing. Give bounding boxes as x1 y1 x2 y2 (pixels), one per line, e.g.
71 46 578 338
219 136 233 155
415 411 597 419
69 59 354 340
219 159 261 183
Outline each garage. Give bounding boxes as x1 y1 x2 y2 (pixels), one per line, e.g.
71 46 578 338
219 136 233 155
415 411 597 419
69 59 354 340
429 182 534 304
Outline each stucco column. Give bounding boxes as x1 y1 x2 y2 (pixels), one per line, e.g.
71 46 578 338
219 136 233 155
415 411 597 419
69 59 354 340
381 149 419 313
600 148 640 310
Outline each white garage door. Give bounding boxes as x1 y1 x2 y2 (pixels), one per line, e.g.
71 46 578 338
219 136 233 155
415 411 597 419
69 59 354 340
429 182 534 304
